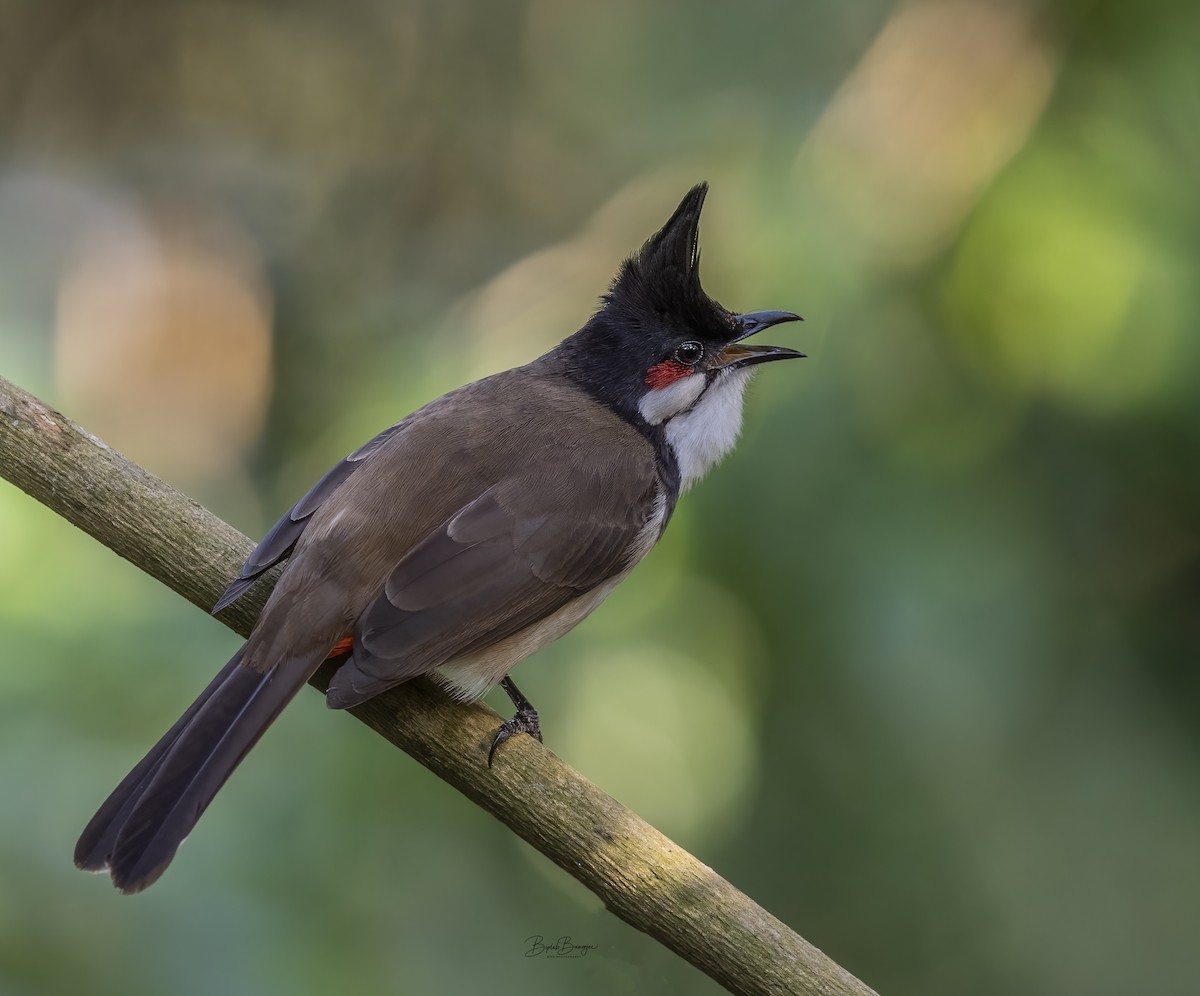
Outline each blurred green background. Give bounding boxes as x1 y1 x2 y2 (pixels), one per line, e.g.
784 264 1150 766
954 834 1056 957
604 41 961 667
2 1 1198 993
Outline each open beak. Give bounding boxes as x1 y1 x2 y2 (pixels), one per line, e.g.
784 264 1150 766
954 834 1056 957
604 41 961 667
712 310 805 370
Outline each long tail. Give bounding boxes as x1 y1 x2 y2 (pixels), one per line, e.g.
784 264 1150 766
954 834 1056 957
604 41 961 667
75 647 322 894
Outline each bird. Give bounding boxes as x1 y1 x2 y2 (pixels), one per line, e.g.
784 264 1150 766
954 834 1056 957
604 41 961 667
74 182 804 894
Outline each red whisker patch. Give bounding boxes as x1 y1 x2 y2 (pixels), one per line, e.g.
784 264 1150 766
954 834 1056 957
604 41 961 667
645 359 693 389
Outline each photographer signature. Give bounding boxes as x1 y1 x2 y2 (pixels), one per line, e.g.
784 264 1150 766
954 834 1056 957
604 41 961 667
524 934 599 959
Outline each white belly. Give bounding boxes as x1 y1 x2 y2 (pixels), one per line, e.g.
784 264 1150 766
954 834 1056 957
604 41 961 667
432 577 623 700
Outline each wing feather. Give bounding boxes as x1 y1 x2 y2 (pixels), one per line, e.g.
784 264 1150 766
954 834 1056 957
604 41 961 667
211 422 407 613
324 469 660 708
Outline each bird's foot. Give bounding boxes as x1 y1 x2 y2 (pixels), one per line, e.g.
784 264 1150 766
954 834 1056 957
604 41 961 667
488 707 542 767
488 675 544 767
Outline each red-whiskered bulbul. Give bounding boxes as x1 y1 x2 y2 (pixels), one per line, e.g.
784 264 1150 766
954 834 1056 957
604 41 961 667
75 183 803 893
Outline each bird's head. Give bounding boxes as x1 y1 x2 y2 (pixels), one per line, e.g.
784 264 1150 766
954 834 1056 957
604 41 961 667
558 184 802 488
560 183 802 430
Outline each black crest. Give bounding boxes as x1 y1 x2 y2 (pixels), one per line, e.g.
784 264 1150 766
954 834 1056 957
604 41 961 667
554 183 738 423
603 183 734 341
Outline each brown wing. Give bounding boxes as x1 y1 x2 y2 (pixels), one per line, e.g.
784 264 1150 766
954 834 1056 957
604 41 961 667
212 421 408 613
323 463 661 709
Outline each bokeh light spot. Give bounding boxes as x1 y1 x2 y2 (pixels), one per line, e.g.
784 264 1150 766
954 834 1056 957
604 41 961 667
556 645 759 847
55 196 272 484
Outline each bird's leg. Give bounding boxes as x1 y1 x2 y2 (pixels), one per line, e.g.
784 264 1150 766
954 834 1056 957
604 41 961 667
488 676 543 767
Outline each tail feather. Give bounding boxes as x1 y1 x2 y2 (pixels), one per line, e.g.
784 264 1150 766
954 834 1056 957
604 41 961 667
76 648 321 894
74 651 246 873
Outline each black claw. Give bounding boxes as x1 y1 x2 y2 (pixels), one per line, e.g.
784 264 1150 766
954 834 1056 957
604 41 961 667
487 708 542 767
488 675 544 767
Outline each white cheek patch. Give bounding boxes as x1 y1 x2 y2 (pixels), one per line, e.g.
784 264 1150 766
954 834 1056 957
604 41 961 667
666 367 756 491
637 373 706 426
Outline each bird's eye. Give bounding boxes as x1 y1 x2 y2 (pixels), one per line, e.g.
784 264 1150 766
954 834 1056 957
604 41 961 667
673 341 703 366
